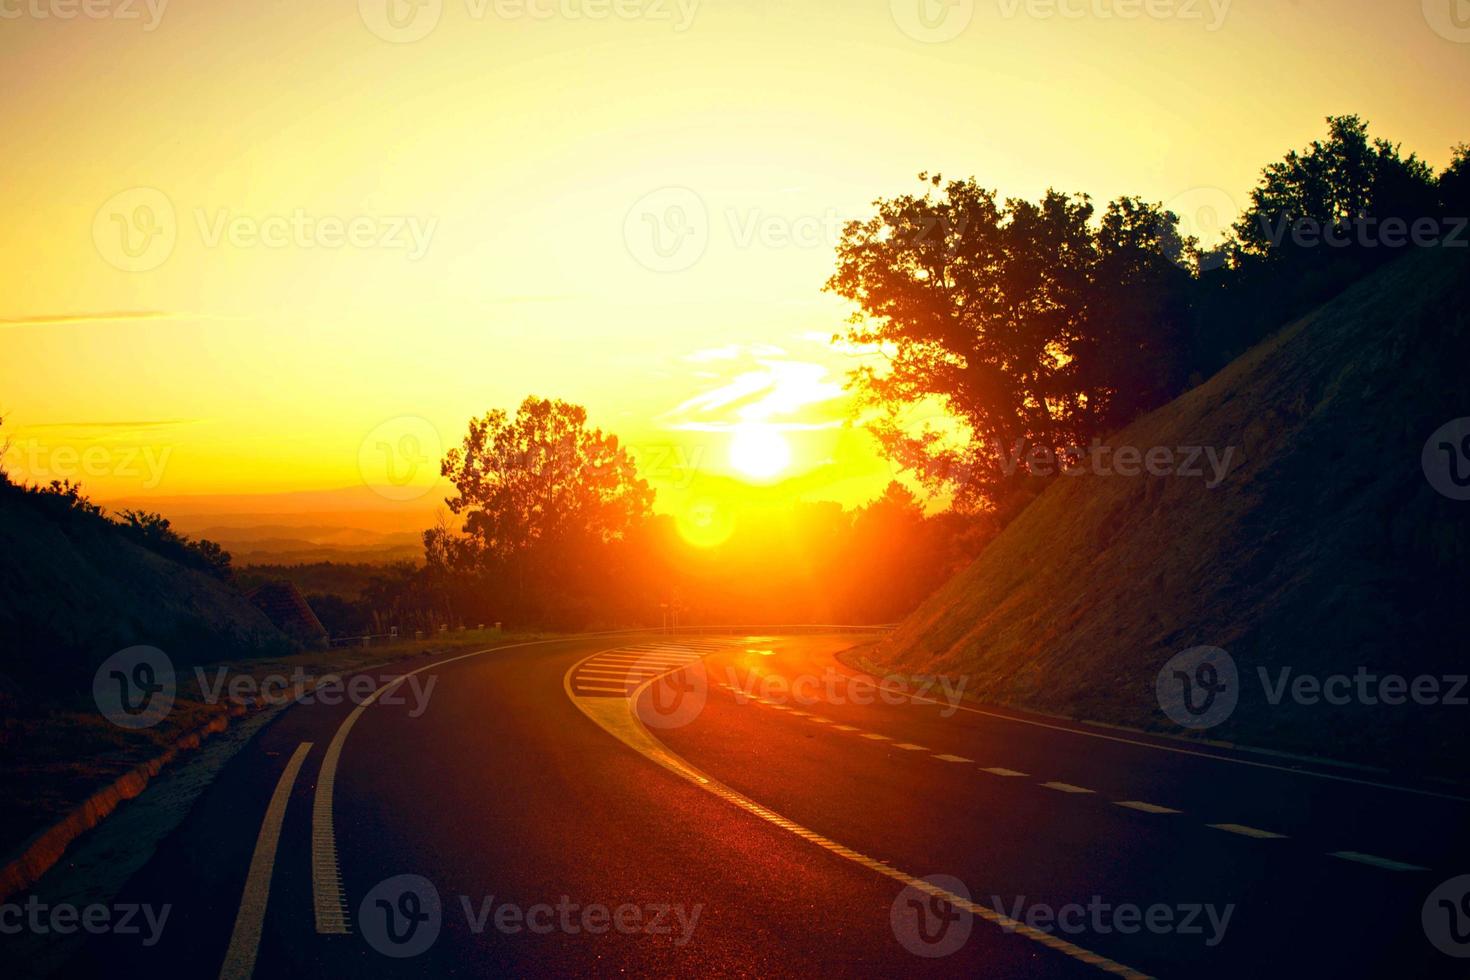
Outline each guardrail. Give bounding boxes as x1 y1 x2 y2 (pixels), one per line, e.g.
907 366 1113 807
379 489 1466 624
326 623 896 647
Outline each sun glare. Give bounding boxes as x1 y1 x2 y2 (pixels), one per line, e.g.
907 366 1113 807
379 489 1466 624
729 426 792 481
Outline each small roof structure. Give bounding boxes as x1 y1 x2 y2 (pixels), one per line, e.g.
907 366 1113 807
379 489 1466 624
247 581 328 641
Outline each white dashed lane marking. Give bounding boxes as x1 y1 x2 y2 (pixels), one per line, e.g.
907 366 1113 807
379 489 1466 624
567 641 730 699
1329 851 1427 871
1208 823 1287 839
718 665 1430 875
1115 801 1182 815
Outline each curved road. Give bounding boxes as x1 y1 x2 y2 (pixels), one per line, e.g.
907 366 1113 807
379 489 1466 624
64 632 1470 977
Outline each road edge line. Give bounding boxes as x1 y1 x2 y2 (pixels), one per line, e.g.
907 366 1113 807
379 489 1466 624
220 741 313 980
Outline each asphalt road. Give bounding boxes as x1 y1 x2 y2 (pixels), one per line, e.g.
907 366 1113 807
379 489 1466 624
49 632 1470 977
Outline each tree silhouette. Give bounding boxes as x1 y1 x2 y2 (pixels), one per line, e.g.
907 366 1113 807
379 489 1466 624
428 396 654 617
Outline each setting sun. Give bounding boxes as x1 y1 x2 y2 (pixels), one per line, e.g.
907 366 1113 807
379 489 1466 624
728 426 792 481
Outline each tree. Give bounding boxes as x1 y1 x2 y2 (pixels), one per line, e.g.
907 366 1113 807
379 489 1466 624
428 397 654 621
826 175 1193 511
1234 114 1437 259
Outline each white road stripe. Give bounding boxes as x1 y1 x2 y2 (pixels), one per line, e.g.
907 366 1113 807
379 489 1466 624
893 743 928 751
832 724 860 732
933 754 972 763
220 742 312 980
1208 823 1287 839
1329 851 1427 871
860 732 890 741
981 767 1028 777
311 636 674 933
1114 801 1182 815
592 657 698 667
567 660 1152 980
1041 781 1095 794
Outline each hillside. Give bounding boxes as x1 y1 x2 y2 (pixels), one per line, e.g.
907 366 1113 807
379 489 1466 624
870 246 1470 777
0 483 294 694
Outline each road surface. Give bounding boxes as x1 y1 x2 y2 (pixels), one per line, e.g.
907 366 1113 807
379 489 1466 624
48 632 1470 977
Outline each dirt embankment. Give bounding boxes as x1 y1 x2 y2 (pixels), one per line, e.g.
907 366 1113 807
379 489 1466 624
873 247 1470 779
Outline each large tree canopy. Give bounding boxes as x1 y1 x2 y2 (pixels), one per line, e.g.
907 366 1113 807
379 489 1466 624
826 174 1192 511
427 397 653 585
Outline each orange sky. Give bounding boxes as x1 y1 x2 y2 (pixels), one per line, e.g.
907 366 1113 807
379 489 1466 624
2 0 1467 528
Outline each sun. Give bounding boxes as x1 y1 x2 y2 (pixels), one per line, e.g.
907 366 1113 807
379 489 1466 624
728 426 792 481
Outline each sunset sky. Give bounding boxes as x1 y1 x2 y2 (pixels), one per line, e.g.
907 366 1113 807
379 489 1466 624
3 0 1467 530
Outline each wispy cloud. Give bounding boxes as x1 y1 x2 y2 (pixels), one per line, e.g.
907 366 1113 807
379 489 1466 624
0 311 247 327
684 343 787 364
665 360 845 431
20 419 199 431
